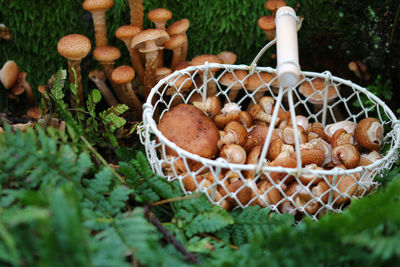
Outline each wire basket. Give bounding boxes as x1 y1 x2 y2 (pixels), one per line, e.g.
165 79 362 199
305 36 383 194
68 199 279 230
138 11 400 221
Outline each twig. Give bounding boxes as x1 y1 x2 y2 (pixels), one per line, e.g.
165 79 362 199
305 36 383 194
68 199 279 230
144 205 200 264
200 233 239 250
151 194 199 206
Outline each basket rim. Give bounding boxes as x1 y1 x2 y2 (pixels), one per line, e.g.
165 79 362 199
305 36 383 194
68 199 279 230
141 63 400 176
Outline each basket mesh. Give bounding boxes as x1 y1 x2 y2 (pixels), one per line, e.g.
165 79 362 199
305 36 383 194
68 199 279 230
139 63 400 221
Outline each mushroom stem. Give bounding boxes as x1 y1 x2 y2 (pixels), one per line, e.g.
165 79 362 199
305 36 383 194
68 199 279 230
19 72 35 106
129 0 143 29
88 70 118 106
124 82 143 118
144 50 158 97
121 39 145 83
91 10 108 47
171 47 183 70
68 60 84 106
99 62 122 96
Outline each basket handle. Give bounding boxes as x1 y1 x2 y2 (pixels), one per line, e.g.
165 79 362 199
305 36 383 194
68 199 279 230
256 6 302 174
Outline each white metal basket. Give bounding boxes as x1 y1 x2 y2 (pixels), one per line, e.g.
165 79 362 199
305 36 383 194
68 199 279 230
138 14 400 221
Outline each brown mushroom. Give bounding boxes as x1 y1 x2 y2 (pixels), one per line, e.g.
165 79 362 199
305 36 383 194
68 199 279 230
282 125 307 145
243 123 281 152
192 96 221 117
217 121 248 149
167 19 190 62
245 146 262 179
213 102 241 129
93 45 121 92
292 143 326 167
115 25 144 83
82 0 114 47
354 117 384 151
330 172 359 205
219 144 247 164
131 29 170 97
331 129 355 148
331 144 360 169
158 104 219 158
88 69 118 106
249 104 279 126
324 121 356 143
246 72 279 103
0 60 19 89
111 65 143 119
190 54 222 97
217 51 237 65
57 34 92 106
164 34 187 70
255 180 282 207
265 0 287 16
219 70 248 102
258 16 275 41
299 163 325 185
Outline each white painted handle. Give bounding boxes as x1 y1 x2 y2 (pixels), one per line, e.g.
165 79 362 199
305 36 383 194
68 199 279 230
275 6 300 88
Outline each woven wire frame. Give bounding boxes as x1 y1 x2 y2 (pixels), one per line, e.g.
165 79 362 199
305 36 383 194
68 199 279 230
139 63 400 221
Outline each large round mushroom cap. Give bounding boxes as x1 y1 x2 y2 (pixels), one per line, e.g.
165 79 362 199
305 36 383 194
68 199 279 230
0 60 19 89
57 34 92 61
219 70 248 89
167 18 190 35
131 28 170 51
265 0 286 12
115 25 141 40
82 0 114 11
158 104 220 158
246 72 278 91
111 65 135 84
147 8 172 24
93 46 121 62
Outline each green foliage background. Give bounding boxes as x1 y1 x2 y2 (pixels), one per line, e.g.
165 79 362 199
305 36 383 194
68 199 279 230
1 0 399 110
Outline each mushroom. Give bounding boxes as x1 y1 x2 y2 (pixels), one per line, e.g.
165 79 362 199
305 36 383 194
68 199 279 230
268 153 297 184
282 125 307 145
128 0 143 29
111 65 143 119
17 72 35 106
57 34 92 106
291 143 326 167
243 123 281 152
148 8 173 67
115 25 144 83
246 72 279 104
249 104 279 126
157 103 219 158
330 129 355 148
0 24 12 40
309 138 332 166
217 51 237 65
329 170 359 205
190 54 222 97
131 29 170 97
0 60 19 89
354 117 384 151
88 69 118 106
245 146 262 179
82 0 114 47
219 70 248 102
265 0 287 16
192 96 221 117
155 67 172 82
217 121 248 149
324 121 356 143
331 144 360 169
165 73 193 107
255 180 282 207
307 122 327 141
257 16 276 41
358 150 382 166
226 179 253 206
164 34 187 70
259 96 275 115
213 102 240 129
92 45 121 92
167 19 190 62
219 144 247 164
299 163 325 185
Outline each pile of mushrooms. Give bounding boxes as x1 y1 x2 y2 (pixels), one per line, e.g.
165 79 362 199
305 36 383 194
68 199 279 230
158 92 385 216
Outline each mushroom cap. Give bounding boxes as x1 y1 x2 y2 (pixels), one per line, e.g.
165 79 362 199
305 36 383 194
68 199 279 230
147 8 173 24
11 84 24 96
167 74 193 91
131 28 170 51
217 51 237 65
157 104 220 158
89 69 107 81
246 72 278 91
265 0 287 11
111 65 135 84
27 106 42 120
93 46 121 62
115 25 141 40
164 34 187 50
0 60 19 89
354 117 384 151
155 67 172 78
82 0 114 11
299 78 338 104
190 54 222 73
258 16 275 31
174 60 190 70
57 34 92 61
167 18 190 35
219 70 248 89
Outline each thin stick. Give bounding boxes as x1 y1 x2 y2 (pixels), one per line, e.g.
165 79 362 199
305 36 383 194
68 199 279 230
144 205 200 264
151 194 198 206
